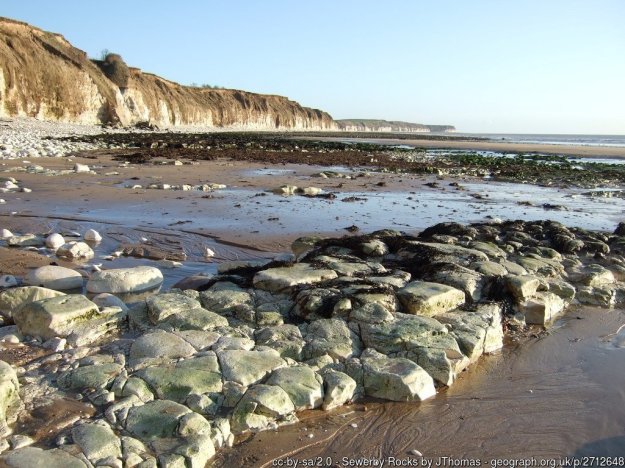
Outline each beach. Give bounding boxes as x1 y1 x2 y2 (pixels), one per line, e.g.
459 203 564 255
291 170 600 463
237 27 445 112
1 124 625 466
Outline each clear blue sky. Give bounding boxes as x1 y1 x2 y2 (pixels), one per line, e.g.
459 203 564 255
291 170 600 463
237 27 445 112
3 1 624 134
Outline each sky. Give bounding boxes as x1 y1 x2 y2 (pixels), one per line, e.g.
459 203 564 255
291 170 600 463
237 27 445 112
3 1 625 134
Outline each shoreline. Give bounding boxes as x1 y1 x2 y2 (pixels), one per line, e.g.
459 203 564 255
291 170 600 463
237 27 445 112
302 136 625 159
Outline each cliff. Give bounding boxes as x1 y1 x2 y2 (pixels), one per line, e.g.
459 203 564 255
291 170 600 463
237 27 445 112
337 119 455 133
0 17 337 130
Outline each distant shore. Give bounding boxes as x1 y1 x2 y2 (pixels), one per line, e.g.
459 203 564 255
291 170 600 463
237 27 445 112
304 136 625 159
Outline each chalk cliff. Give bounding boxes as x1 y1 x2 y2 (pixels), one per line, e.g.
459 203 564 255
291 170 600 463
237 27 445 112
0 17 337 130
337 119 455 133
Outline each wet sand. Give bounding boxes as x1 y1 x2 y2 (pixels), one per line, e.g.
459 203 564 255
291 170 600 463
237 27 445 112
215 306 625 466
307 136 625 159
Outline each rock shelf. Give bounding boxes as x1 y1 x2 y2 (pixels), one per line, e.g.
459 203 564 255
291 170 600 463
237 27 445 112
0 219 624 466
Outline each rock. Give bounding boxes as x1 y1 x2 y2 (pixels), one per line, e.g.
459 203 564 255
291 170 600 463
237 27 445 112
302 318 362 361
24 265 83 290
0 286 65 319
71 421 122 461
472 261 508 277
361 349 436 402
359 314 467 386
568 264 615 287
547 280 576 301
56 241 94 260
518 292 566 325
361 239 389 256
45 233 65 250
437 304 504 361
199 282 254 316
272 185 298 195
253 263 338 292
92 293 129 311
266 366 323 411
321 370 357 410
0 447 88 467
217 349 286 386
7 234 44 247
87 266 163 293
84 229 102 242
576 286 615 307
397 281 465 316
130 331 196 362
74 163 90 173
0 361 19 437
14 294 103 340
0 275 18 288
422 264 486 302
58 363 123 391
125 400 192 439
399 241 488 266
505 275 541 301
255 325 305 360
291 236 324 258
0 229 13 239
135 365 222 402
231 384 296 434
469 241 507 259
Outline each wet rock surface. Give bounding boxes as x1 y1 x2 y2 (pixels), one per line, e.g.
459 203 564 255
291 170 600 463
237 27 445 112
0 219 624 464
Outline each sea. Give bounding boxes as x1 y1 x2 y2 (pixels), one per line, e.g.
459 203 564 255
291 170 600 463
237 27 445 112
450 133 625 147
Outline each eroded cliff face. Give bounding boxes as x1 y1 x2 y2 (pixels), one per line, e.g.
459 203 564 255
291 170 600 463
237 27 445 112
0 17 337 130
337 119 456 133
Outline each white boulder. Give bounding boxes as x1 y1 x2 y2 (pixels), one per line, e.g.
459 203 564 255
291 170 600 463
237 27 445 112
86 266 164 293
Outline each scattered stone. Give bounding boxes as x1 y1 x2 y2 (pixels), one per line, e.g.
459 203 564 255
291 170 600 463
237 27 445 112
83 229 102 242
7 234 44 247
56 242 94 260
45 233 65 250
87 266 163 293
0 286 65 320
24 265 83 290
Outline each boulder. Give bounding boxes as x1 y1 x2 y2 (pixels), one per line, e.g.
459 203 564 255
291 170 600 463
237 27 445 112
125 399 192 439
0 447 87 467
422 263 486 302
361 349 436 402
437 304 504 361
56 241 94 260
14 294 102 340
217 349 286 386
57 363 123 391
231 384 296 434
302 318 362 361
397 281 465 316
71 421 122 462
135 366 222 402
7 234 44 247
92 293 129 311
266 366 323 411
505 275 541 301
253 263 337 292
130 330 196 362
321 370 357 410
0 360 19 436
518 292 566 325
255 325 305 360
0 286 65 320
24 265 83 290
199 282 254 316
87 266 163 293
